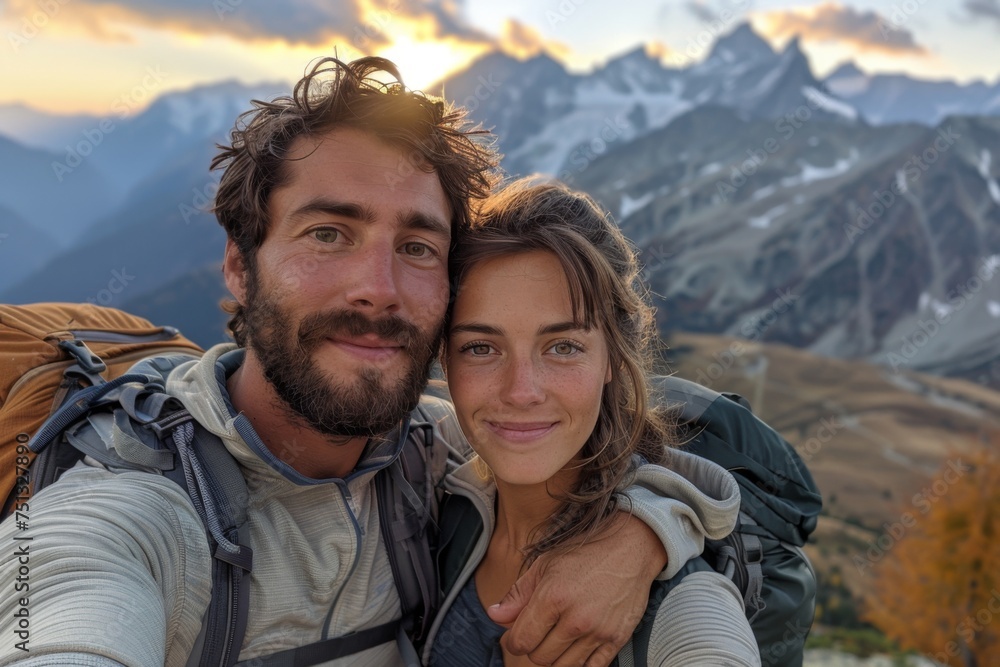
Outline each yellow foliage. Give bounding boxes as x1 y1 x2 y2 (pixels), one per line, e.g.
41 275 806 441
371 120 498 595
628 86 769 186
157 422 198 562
864 447 1000 666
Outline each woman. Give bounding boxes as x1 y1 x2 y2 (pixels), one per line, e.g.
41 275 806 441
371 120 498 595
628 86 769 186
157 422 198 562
424 178 760 666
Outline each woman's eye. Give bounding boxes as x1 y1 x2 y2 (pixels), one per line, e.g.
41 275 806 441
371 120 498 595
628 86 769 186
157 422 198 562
552 342 579 355
459 342 493 356
313 228 340 243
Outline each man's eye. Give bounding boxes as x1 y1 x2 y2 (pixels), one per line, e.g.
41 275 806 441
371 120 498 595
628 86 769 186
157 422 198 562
313 229 340 243
402 242 431 258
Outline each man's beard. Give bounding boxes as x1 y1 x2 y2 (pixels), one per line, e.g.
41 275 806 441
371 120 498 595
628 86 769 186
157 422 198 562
242 272 442 438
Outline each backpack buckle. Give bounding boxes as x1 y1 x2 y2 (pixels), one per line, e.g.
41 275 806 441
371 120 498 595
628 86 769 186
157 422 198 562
59 340 107 385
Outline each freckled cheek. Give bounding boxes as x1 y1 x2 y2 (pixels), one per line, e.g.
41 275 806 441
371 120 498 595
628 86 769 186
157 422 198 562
555 368 606 428
448 368 495 436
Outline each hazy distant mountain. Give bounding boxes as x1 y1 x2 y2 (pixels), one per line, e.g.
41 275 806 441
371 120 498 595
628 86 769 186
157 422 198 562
123 263 232 348
0 204 60 281
0 102 100 152
0 140 225 307
826 61 1000 126
80 80 286 197
431 22 855 178
571 107 1000 388
0 135 118 247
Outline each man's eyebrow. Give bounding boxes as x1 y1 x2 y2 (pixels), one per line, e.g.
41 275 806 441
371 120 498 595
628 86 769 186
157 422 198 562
400 210 450 238
289 198 376 223
450 322 504 336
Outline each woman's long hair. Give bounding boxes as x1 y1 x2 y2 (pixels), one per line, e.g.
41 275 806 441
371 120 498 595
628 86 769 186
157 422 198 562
446 177 676 565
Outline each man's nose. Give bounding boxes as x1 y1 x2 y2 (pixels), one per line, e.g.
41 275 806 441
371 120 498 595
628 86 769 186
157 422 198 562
344 243 401 314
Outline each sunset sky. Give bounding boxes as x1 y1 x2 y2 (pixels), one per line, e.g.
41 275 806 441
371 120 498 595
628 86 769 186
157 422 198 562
2 0 999 116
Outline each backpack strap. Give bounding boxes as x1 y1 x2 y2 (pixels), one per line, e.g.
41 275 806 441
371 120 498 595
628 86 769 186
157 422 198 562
613 557 714 667
232 620 403 667
375 417 438 649
707 512 766 623
163 417 253 667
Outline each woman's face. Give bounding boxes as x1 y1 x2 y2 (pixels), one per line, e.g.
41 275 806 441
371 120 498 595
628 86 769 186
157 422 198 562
446 250 611 487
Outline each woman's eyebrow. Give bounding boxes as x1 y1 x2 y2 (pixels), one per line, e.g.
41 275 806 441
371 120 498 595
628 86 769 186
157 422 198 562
537 321 586 335
449 322 504 336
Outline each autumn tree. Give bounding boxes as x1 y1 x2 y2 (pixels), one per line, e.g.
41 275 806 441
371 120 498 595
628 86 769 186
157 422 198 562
864 446 1000 666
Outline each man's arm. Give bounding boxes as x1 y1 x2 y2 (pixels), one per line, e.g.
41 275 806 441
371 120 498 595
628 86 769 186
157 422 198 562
0 464 212 666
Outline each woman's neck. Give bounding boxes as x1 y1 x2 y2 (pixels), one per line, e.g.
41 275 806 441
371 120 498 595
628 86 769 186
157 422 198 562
490 465 580 560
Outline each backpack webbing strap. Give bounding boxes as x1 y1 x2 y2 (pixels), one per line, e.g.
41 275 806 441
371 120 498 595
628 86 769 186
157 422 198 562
234 620 402 667
735 515 765 622
157 415 253 667
376 420 438 646
612 557 714 667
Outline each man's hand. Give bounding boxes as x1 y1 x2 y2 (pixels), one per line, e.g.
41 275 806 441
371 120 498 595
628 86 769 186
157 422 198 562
486 513 667 666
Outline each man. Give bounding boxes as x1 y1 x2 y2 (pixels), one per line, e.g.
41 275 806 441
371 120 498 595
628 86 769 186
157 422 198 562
0 57 715 667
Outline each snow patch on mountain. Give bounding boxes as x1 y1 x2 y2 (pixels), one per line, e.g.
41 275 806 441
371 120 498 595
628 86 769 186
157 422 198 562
620 191 655 218
802 86 858 121
781 152 857 187
748 203 787 228
977 149 1000 205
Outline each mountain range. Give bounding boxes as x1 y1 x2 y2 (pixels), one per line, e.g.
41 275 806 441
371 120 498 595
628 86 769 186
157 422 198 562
1 22 998 391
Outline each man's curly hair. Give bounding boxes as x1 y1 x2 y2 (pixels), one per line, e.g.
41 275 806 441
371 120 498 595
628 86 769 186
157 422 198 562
211 56 501 346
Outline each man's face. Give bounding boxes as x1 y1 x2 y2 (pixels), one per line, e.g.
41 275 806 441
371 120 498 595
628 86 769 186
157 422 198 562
229 127 452 437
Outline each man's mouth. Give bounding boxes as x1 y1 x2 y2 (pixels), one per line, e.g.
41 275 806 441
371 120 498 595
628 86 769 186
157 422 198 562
328 335 405 362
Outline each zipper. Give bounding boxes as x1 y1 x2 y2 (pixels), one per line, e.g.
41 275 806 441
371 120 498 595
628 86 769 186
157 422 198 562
220 569 241 666
6 346 201 407
421 480 491 663
322 483 364 640
67 327 181 344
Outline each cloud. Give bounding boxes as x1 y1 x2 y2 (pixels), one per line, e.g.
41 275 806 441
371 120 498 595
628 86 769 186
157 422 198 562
0 0 496 47
496 18 570 60
684 1 719 24
756 2 928 56
962 0 1000 24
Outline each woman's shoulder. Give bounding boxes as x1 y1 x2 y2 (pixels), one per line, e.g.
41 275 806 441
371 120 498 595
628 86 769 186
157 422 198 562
637 567 762 666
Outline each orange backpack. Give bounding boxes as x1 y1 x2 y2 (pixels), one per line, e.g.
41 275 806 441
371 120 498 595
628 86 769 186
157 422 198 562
0 303 203 514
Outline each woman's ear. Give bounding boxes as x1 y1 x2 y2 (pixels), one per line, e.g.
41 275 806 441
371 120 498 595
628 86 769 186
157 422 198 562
605 358 613 384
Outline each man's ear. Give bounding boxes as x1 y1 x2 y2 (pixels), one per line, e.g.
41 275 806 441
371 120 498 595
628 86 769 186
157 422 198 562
223 238 248 305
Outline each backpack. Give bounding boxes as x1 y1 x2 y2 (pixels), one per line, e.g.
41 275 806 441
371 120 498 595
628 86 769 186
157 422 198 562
1 303 442 667
615 375 822 667
435 374 821 667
